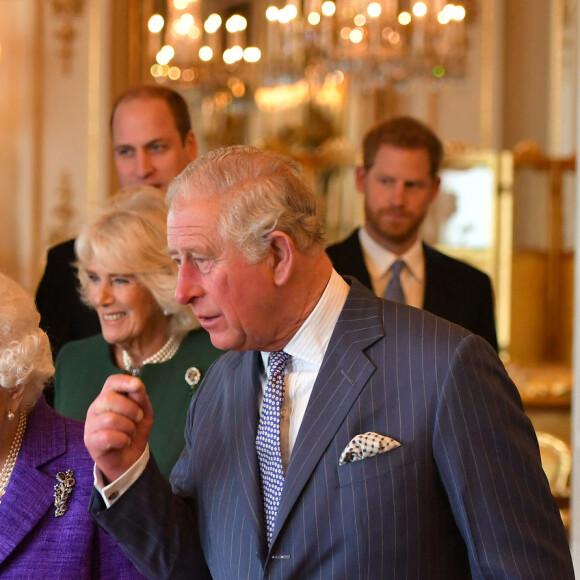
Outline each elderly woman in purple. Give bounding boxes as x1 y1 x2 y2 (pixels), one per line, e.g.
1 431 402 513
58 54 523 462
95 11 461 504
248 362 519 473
0 272 144 579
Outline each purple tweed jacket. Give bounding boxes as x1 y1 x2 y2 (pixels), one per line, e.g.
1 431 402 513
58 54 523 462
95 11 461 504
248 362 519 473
0 396 144 579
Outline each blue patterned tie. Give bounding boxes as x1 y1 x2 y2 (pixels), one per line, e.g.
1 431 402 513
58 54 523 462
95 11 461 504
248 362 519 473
384 259 406 304
256 350 291 546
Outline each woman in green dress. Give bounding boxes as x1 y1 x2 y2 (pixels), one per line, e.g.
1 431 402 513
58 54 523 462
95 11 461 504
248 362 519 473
54 185 223 479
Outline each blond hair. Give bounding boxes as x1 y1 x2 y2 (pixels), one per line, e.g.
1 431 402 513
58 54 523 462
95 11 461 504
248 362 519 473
75 185 198 335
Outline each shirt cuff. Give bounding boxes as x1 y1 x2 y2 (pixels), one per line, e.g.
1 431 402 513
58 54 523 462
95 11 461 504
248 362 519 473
93 445 150 508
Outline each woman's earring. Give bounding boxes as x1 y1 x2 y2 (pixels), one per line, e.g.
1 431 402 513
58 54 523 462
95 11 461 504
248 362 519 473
6 410 15 421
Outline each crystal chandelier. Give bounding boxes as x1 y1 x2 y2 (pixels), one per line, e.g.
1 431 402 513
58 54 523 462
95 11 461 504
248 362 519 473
148 1 472 92
148 0 261 93
262 0 471 91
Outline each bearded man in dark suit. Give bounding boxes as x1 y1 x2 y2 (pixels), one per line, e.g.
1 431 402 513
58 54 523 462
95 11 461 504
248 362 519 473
327 116 498 351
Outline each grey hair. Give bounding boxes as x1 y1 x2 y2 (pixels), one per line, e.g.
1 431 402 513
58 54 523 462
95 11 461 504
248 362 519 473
166 146 326 263
75 185 198 335
0 273 54 408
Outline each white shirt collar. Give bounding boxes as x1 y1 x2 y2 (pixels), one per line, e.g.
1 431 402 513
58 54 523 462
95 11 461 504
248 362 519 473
359 226 424 283
261 269 349 369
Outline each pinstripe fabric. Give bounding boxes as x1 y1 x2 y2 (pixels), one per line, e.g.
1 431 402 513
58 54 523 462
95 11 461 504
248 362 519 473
92 278 573 579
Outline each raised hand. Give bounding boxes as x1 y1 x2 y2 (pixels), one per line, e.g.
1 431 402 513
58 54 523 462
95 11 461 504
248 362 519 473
84 374 154 483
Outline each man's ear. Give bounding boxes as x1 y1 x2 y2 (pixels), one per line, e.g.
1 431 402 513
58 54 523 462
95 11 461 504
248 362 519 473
266 231 294 287
355 166 367 194
185 130 198 161
430 175 441 203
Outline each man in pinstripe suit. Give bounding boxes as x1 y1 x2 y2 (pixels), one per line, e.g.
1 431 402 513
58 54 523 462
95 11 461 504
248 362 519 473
85 146 573 579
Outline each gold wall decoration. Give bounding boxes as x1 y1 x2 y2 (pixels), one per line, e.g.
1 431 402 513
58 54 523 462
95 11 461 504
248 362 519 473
47 170 76 246
512 140 576 363
51 0 85 73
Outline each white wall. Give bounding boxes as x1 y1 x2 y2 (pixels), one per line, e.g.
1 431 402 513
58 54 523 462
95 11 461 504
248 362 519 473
0 0 112 293
0 0 42 289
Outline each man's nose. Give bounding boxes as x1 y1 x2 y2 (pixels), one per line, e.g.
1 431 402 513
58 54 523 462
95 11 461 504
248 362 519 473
389 181 405 206
135 150 154 177
175 264 204 305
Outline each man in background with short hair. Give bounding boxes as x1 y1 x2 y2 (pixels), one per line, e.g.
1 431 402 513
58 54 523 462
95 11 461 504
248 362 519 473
36 85 198 360
327 116 498 351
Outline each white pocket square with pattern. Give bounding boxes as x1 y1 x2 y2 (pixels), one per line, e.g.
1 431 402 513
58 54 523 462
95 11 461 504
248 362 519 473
339 432 401 465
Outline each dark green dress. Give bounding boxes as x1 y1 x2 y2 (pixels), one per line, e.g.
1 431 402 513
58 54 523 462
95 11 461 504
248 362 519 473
54 330 223 479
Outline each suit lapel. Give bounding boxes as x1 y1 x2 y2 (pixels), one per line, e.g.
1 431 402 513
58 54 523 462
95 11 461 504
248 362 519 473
272 281 384 544
422 242 442 311
328 230 374 291
343 232 373 290
0 399 65 564
232 352 268 554
0 461 55 563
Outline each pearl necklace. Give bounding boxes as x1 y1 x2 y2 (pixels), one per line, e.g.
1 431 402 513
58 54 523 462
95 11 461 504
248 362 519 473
122 335 181 377
0 410 26 504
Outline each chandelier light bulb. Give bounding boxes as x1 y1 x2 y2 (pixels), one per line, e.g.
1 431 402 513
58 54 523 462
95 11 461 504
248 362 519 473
354 14 366 26
321 1 336 16
412 2 427 17
442 4 455 20
231 45 244 61
148 14 164 33
199 46 213 61
367 3 381 18
350 28 364 44
181 13 195 28
174 0 188 9
286 4 298 19
156 45 175 65
204 14 222 33
266 6 280 22
278 4 298 24
243 47 262 62
226 14 247 33
223 46 244 64
398 11 412 25
308 12 321 25
150 63 164 77
168 66 181 80
453 5 466 20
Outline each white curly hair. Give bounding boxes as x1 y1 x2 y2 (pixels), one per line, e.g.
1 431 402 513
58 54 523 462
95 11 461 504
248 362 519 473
0 273 54 408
